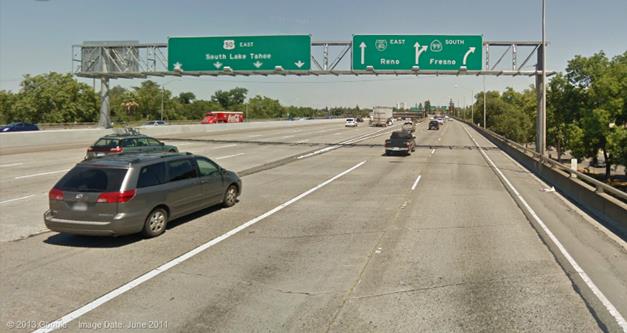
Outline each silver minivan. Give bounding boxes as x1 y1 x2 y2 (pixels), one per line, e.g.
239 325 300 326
44 152 241 237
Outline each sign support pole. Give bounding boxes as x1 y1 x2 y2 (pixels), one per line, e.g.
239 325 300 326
98 77 111 128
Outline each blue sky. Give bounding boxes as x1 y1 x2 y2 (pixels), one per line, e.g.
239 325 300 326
1 0 626 108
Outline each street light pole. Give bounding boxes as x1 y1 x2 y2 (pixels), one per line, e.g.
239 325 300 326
160 86 164 121
483 76 487 128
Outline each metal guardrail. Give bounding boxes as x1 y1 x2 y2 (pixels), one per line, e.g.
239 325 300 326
463 120 627 202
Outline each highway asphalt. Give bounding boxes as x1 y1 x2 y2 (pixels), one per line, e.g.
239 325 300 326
0 119 625 332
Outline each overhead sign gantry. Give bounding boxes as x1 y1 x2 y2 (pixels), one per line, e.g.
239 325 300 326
72 34 551 154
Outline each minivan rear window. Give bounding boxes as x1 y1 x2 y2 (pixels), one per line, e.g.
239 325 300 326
56 166 127 192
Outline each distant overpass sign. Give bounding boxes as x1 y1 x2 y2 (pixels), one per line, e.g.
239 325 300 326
168 35 311 72
352 35 482 71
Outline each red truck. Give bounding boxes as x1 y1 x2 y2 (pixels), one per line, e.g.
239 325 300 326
201 111 245 124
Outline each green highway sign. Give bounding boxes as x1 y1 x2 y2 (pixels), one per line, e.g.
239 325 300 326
352 35 482 71
168 35 311 72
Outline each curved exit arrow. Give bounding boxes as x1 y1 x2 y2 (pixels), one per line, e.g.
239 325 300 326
463 47 476 66
414 42 428 65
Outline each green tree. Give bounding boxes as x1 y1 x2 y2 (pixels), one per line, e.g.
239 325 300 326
0 90 16 124
211 87 248 110
11 72 98 123
247 95 282 119
178 92 196 104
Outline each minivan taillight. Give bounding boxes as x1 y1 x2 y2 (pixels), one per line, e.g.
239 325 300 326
110 146 123 153
49 188 64 201
96 189 136 203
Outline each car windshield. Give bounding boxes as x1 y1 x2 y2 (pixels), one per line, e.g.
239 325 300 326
55 166 127 192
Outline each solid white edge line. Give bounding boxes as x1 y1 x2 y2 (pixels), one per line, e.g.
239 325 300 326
496 148 627 250
32 160 367 333
431 149 435 154
411 175 422 191
14 169 69 180
0 194 35 205
462 124 627 331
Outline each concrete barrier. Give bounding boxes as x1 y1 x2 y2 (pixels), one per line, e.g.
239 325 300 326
468 122 627 239
0 119 343 152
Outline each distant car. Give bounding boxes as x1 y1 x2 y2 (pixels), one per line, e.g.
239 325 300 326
86 132 178 160
402 121 416 133
444 115 450 121
356 117 364 123
45 152 242 238
384 130 416 156
436 117 445 125
141 120 168 127
0 122 39 132
428 120 440 130
345 118 358 127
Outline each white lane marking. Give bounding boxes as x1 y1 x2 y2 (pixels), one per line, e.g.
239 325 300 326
296 139 310 143
0 163 23 167
437 138 441 142
0 194 35 205
212 144 238 150
431 149 435 154
462 125 627 331
15 169 69 180
333 132 343 135
247 134 262 138
296 127 394 160
170 142 196 147
280 135 295 139
411 175 422 191
33 160 367 333
215 153 245 160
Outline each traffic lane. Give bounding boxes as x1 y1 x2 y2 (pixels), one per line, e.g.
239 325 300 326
52 139 439 332
0 139 326 242
467 123 627 319
0 144 383 331
160 120 346 142
0 125 389 242
180 122 378 145
0 120 343 179
328 144 601 331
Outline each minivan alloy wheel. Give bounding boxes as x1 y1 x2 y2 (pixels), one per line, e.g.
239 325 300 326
143 208 168 237
223 185 238 207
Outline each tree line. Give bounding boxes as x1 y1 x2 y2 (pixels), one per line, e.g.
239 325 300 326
0 75 369 125
460 51 625 179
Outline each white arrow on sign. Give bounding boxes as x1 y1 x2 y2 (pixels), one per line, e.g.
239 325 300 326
462 47 476 66
413 43 428 65
359 42 366 65
253 61 263 68
295 60 304 68
213 61 223 69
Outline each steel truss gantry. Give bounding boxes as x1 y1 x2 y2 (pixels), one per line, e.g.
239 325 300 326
72 40 553 78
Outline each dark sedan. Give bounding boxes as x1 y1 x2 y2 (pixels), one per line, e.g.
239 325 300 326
0 122 39 132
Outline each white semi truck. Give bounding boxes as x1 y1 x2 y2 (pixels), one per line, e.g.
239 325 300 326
370 106 393 127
